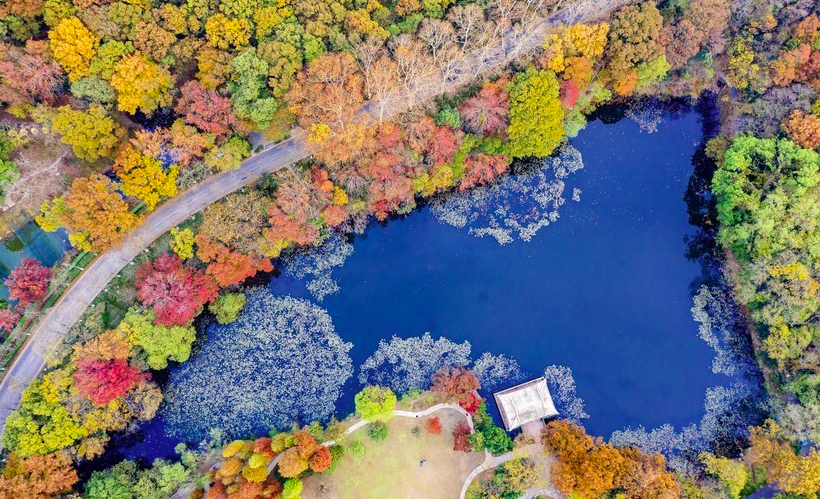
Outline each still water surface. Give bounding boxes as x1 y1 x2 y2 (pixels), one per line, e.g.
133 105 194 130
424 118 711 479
126 109 726 460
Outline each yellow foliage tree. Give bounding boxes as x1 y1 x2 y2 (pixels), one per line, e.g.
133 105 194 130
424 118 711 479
51 104 121 162
111 54 173 114
562 23 609 59
204 14 251 50
749 420 820 496
170 228 195 260
700 453 749 499
48 17 99 81
114 147 178 210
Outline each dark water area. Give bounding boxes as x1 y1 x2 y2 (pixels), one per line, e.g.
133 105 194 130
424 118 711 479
118 106 733 463
0 222 69 299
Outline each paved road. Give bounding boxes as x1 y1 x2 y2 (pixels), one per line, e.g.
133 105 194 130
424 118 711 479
0 134 308 432
0 0 628 439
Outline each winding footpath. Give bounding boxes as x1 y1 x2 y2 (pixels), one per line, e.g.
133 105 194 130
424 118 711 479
169 403 473 499
0 0 628 438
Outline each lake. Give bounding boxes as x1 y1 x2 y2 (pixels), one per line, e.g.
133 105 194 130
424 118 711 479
123 105 737 461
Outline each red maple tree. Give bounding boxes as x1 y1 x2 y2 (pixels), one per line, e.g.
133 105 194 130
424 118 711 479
460 153 510 190
308 446 333 472
560 80 581 109
5 258 51 307
175 80 242 137
458 79 510 136
73 358 147 406
0 309 21 333
136 253 219 326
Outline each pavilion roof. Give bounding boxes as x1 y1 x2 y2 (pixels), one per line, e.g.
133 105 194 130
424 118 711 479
493 377 559 431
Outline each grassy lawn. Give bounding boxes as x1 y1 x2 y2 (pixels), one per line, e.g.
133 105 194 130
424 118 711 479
303 409 483 499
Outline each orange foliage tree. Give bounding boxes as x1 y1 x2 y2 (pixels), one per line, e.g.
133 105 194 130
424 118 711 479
277 448 308 478
38 174 143 252
0 451 78 499
542 420 679 499
308 446 332 472
782 110 820 150
194 235 273 288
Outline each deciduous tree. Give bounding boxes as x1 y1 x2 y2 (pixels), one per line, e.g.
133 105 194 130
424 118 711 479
700 453 748 499
5 258 50 306
175 80 242 137
0 309 20 332
114 147 178 211
459 78 510 136
354 386 396 422
278 448 308 478
542 420 623 498
0 41 64 107
460 153 509 190
204 13 251 50
506 68 564 158
170 228 195 260
783 110 820 150
227 48 278 129
286 52 364 132
606 2 664 94
38 174 141 252
0 451 78 499
51 104 121 162
204 136 251 172
135 253 219 326
73 358 147 406
194 234 273 287
48 16 98 81
111 53 173 115
118 308 196 370
209 291 247 324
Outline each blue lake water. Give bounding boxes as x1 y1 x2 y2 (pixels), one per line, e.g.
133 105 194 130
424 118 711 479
123 109 731 461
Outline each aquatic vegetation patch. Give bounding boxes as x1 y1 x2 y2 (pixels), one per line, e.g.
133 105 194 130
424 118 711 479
162 290 353 441
359 333 525 394
543 365 588 425
472 353 525 393
610 380 767 471
609 282 768 465
691 285 757 377
625 100 665 133
282 235 353 301
431 145 584 244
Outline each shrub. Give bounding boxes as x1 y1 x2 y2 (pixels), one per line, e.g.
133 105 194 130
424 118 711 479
426 417 443 435
347 440 365 457
472 403 514 455
368 422 388 442
453 421 472 452
326 445 344 473
208 292 247 324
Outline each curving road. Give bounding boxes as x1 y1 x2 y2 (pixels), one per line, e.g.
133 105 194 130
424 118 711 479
0 134 309 433
0 0 628 438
